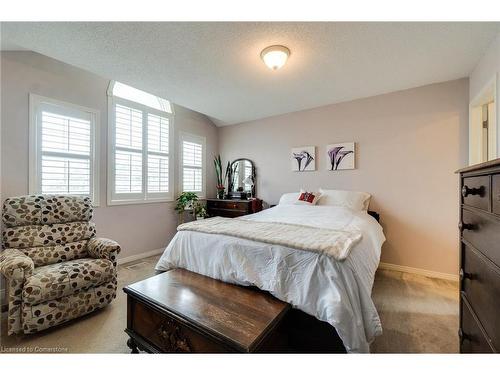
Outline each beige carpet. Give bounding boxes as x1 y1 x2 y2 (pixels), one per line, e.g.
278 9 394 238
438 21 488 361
0 256 458 353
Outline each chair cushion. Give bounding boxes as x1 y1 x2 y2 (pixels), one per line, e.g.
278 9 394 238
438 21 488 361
18 240 89 267
3 222 96 249
2 195 93 228
22 258 114 305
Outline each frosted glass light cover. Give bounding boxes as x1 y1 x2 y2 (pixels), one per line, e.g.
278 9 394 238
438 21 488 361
261 45 290 70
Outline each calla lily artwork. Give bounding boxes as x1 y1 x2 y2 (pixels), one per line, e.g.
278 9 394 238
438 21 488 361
291 146 316 171
327 142 355 170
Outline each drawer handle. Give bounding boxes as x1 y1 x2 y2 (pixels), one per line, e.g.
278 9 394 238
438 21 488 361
458 328 470 344
458 222 475 232
459 269 473 281
462 185 485 198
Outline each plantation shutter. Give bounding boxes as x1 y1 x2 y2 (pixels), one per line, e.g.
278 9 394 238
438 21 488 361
147 114 170 193
114 104 143 194
39 109 92 196
182 139 203 193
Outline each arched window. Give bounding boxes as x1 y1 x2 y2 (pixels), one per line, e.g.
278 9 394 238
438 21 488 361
110 81 172 113
107 81 173 204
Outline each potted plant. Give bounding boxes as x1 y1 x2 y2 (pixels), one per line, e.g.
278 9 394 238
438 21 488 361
214 155 232 199
175 192 199 222
194 202 207 220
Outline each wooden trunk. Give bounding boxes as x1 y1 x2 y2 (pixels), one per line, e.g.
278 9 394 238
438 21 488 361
124 269 346 353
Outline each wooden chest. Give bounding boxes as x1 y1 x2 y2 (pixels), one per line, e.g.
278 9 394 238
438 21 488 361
124 269 290 353
206 198 262 218
457 158 500 353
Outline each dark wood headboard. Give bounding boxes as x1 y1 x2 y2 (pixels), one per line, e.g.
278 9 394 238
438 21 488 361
368 210 380 222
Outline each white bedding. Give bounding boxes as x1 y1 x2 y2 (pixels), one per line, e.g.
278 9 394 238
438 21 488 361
155 204 386 353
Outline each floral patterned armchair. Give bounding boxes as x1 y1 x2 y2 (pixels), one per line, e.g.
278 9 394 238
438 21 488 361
0 195 120 335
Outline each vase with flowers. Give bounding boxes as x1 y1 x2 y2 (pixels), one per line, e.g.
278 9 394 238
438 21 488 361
214 155 231 199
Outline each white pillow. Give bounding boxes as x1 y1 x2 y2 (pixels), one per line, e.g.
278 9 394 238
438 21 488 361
278 192 301 205
294 190 322 206
318 189 371 211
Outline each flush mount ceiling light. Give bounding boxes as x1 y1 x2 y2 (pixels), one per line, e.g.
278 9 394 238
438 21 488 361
260 45 290 70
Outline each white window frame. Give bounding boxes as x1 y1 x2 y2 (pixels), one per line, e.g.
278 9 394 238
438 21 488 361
179 132 206 198
28 94 100 205
107 82 174 205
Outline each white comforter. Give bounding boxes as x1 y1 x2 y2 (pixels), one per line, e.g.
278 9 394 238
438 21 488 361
155 204 385 353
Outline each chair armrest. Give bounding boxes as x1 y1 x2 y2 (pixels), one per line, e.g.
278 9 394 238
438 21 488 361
0 249 34 335
88 238 121 266
0 249 34 280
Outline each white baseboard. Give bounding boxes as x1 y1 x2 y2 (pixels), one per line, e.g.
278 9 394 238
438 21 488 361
117 248 164 266
378 262 458 282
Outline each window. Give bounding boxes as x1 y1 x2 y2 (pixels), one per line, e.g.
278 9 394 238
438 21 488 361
108 81 173 204
180 133 206 197
29 94 99 204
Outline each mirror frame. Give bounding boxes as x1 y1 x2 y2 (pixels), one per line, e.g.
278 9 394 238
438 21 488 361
228 158 256 198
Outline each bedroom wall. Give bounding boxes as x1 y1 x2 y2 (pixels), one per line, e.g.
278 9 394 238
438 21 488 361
0 51 218 261
219 78 469 275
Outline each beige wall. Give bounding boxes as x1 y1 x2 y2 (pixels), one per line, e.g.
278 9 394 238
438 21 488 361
219 79 469 275
0 52 218 260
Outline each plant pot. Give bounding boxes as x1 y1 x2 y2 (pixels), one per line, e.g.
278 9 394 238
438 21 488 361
217 189 225 199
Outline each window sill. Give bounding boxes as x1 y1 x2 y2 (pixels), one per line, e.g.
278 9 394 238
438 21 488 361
107 198 174 207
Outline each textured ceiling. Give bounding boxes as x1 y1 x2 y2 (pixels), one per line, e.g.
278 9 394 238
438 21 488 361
1 22 499 126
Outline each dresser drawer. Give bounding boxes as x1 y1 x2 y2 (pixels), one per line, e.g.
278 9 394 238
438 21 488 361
461 244 500 349
207 200 249 210
460 297 494 353
493 174 500 215
208 208 247 218
461 209 500 267
462 176 490 211
221 201 248 211
130 299 232 353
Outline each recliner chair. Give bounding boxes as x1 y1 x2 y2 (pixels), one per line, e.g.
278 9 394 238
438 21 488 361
0 195 120 335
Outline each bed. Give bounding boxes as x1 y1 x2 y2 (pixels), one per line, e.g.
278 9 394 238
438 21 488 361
155 195 385 353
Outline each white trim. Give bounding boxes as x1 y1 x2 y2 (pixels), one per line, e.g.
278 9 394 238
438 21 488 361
179 131 206 199
469 74 497 165
378 262 459 282
117 248 164 265
107 84 175 206
28 93 100 206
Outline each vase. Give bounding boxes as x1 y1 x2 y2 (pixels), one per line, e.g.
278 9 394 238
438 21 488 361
217 189 224 199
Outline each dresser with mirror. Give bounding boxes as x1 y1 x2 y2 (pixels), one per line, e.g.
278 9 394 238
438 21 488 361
207 158 262 218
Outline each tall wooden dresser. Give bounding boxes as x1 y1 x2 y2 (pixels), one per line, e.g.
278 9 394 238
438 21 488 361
457 158 500 353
